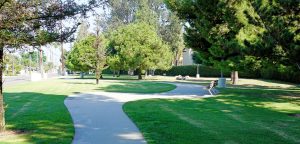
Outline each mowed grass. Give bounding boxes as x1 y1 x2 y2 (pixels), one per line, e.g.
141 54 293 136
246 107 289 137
123 79 300 144
97 81 176 93
1 76 176 144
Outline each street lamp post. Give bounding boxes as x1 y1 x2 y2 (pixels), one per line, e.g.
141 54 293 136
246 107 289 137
38 46 44 78
7 48 16 76
196 64 200 78
29 47 34 75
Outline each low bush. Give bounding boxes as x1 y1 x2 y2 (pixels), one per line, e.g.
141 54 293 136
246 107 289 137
155 65 230 77
155 65 300 83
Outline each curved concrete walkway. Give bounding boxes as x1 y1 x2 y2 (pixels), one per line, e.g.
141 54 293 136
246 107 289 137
64 82 210 144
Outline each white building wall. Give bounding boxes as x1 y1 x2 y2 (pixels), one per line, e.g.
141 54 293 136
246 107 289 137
182 48 194 65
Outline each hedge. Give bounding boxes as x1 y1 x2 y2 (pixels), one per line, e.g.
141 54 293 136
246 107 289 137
155 65 300 83
155 65 230 77
103 65 300 83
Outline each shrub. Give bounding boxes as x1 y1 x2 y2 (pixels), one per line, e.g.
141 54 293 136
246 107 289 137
155 65 230 77
102 68 113 74
155 65 300 83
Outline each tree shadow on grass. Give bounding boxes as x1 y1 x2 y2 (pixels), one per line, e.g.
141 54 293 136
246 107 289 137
3 92 73 144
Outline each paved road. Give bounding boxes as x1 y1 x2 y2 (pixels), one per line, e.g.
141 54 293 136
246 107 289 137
65 83 210 144
3 73 59 86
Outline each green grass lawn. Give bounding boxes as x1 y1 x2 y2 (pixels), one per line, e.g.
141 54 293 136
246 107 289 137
124 79 300 144
97 81 176 93
1 76 176 144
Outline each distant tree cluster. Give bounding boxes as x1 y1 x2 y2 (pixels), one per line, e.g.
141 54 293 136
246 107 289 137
67 0 183 80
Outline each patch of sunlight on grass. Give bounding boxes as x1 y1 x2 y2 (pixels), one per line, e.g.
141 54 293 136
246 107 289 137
0 133 29 144
257 102 300 113
234 79 298 89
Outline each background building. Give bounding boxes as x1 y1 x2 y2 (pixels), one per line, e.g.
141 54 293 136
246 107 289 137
182 48 194 65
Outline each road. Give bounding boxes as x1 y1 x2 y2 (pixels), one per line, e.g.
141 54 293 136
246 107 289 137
3 73 59 86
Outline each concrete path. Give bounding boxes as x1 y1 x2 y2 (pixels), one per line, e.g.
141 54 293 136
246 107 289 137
64 82 210 144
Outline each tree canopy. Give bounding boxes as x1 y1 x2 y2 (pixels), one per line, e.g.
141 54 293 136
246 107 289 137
67 34 108 83
165 0 300 82
108 22 172 79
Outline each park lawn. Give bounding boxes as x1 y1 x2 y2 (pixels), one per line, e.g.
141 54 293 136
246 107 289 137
123 79 300 144
1 76 176 144
97 81 176 93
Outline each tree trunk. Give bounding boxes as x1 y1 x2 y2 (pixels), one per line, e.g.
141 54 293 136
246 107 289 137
175 51 179 66
0 45 5 132
96 78 99 84
117 71 120 77
29 53 32 75
12 58 15 76
220 59 224 78
39 47 44 78
113 70 115 77
220 69 223 78
297 63 300 71
232 71 239 85
231 71 234 81
137 68 142 80
60 42 65 76
95 69 100 84
80 72 84 79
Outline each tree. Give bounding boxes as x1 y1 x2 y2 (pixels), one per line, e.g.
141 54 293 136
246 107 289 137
44 62 54 73
109 22 172 79
107 55 123 77
165 0 300 83
67 35 108 84
21 51 46 71
76 21 90 42
0 0 105 131
249 0 300 72
164 0 257 84
160 12 185 66
3 53 22 76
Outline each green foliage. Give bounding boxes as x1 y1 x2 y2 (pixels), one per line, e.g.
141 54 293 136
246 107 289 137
165 0 246 71
165 0 300 80
155 64 295 80
21 51 46 67
160 12 185 65
67 35 108 74
155 65 230 77
44 62 54 73
260 62 300 83
108 22 173 75
3 53 22 75
106 0 184 68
